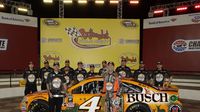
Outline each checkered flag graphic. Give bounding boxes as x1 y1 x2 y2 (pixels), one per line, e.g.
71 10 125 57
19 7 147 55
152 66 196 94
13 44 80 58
65 27 81 38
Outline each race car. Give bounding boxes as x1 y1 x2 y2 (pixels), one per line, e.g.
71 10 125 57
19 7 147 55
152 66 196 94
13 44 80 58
20 76 182 112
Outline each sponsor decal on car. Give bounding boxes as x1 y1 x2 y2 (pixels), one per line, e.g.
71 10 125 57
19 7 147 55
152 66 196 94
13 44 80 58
168 104 182 112
127 93 168 103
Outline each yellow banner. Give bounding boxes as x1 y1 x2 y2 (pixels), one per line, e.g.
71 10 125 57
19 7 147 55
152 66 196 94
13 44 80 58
40 18 140 71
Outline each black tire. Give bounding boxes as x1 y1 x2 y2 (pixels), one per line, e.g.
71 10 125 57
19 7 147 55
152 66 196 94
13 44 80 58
28 100 49 112
126 103 151 112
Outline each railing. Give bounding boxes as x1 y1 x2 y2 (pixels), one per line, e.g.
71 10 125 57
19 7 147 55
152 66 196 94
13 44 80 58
0 70 23 88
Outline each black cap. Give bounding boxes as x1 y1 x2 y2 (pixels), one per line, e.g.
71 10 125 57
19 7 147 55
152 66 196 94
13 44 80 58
108 61 114 66
102 60 107 64
78 61 83 65
53 62 60 66
65 60 70 63
90 64 95 68
44 60 49 64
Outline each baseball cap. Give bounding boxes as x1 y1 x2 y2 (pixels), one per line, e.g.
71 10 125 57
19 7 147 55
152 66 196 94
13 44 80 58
102 60 107 64
90 64 95 68
44 60 49 64
78 61 83 65
53 62 60 66
65 60 70 63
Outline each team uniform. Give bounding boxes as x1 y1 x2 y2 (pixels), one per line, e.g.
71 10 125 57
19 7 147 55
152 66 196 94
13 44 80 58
153 69 170 87
61 66 74 75
23 69 38 95
47 71 66 112
115 66 132 78
86 71 98 78
63 70 74 85
74 68 87 82
40 67 53 90
99 67 107 76
134 69 149 83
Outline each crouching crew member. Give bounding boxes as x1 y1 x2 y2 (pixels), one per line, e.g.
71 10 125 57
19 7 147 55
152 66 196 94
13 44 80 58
103 62 120 112
40 60 53 90
116 59 132 78
23 61 38 95
74 61 87 83
153 62 171 87
47 62 67 112
134 61 149 83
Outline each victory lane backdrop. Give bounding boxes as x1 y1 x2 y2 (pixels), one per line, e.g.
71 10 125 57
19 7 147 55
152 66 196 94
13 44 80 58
40 18 140 71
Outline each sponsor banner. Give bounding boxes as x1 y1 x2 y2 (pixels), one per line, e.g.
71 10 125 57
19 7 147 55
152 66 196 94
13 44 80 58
40 19 140 71
172 39 200 53
0 12 37 27
0 39 8 50
144 12 200 29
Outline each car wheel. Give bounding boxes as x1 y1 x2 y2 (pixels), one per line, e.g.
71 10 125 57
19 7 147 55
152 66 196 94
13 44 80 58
126 103 151 112
28 100 49 112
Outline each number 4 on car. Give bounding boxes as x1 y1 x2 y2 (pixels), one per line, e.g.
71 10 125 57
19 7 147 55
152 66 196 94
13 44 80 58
20 76 182 112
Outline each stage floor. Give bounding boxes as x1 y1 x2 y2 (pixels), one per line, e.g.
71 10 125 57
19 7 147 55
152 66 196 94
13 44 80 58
0 97 199 112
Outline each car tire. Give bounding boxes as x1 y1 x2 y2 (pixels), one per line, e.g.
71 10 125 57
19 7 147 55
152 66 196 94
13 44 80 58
126 103 151 112
28 100 49 112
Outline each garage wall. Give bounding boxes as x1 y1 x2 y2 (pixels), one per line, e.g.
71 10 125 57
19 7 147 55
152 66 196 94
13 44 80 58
143 13 200 72
0 12 38 71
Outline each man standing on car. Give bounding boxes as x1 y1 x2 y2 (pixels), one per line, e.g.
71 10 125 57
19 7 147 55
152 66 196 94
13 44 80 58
74 61 87 83
103 62 120 112
153 62 171 87
23 61 38 95
40 60 53 90
47 62 67 112
134 61 149 83
99 60 107 76
116 59 132 78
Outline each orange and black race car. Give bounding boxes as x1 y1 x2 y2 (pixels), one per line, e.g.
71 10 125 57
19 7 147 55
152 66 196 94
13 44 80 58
20 76 182 112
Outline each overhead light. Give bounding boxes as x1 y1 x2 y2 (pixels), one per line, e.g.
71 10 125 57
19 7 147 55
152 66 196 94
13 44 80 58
95 0 104 4
110 0 119 4
18 7 28 12
78 0 87 4
129 0 139 4
0 4 4 8
43 0 53 3
153 9 164 14
176 6 188 11
64 0 73 4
